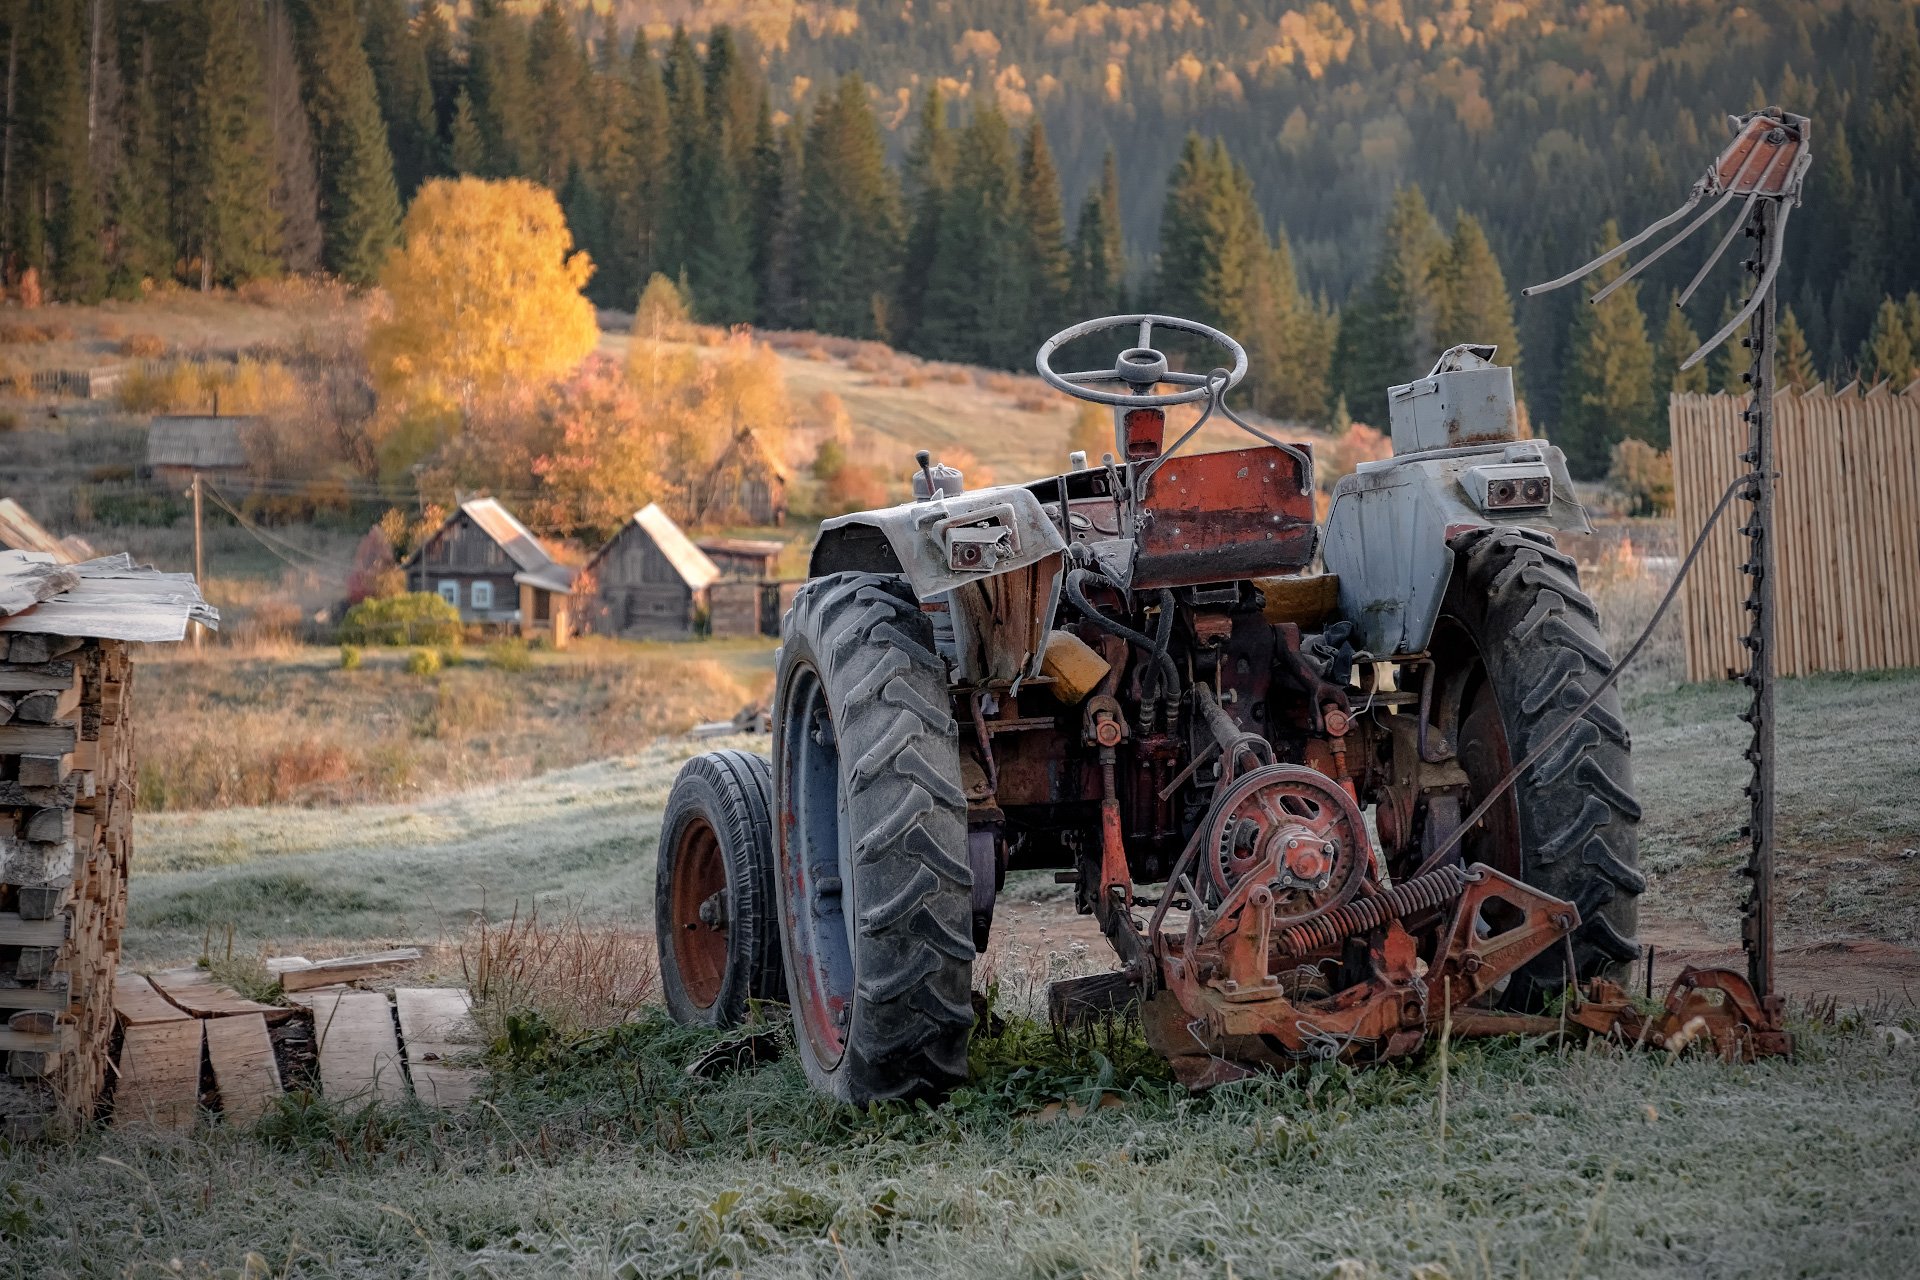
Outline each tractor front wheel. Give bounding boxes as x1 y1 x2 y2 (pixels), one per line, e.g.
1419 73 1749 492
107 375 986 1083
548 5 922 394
773 573 975 1104
1429 528 1646 1008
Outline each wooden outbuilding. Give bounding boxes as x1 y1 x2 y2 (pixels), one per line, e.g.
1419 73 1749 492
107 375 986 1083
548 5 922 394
145 416 251 486
697 536 785 580
581 504 720 639
401 499 576 645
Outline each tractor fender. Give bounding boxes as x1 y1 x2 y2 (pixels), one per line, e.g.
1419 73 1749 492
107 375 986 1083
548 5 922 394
1322 441 1590 657
809 484 1070 602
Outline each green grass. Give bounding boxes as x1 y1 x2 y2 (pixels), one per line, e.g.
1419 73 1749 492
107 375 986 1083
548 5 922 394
11 1010 1919 1277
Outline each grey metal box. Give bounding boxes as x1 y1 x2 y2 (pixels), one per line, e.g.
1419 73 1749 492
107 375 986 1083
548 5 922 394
1387 347 1520 455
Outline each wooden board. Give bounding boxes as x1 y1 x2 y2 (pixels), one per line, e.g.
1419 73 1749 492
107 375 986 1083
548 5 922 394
148 968 292 1023
308 991 408 1105
278 948 423 993
0 721 78 756
112 972 191 1026
395 988 481 1109
113 1019 202 1131
204 1013 281 1126
0 914 66 948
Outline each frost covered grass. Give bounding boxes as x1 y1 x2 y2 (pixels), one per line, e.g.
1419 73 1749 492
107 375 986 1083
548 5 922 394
12 1008 1919 1278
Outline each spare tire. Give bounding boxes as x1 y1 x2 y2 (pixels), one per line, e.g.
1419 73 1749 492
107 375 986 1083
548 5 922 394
656 750 785 1027
772 572 975 1104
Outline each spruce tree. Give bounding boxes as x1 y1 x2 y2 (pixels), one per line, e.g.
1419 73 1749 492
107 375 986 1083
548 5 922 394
1709 296 1744 394
1776 306 1817 391
297 0 402 285
1015 119 1070 352
1860 295 1917 387
449 89 485 176
625 30 671 289
1652 293 1708 437
1436 213 1519 377
415 0 459 146
1559 221 1657 478
794 75 901 340
189 0 282 287
526 0 590 189
465 0 533 177
108 30 171 294
29 1 106 300
747 97 784 326
579 12 636 307
1329 185 1446 427
895 87 955 350
916 104 1024 367
264 2 323 273
362 0 438 196
1069 149 1125 318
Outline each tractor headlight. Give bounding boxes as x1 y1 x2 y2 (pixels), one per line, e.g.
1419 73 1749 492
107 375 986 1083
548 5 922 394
1462 459 1553 513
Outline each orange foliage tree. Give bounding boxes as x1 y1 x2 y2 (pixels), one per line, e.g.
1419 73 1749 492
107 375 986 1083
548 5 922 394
368 177 598 420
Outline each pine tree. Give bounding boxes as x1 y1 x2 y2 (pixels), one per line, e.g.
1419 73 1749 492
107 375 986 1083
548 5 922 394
448 89 485 176
1652 294 1708 434
656 26 754 324
189 0 282 287
297 0 402 285
362 0 438 196
1330 185 1446 427
747 97 784 325
1436 213 1519 378
895 87 955 350
526 0 589 189
702 25 759 176
794 75 901 340
916 104 1024 367
577 12 635 307
264 2 322 273
1776 307 1817 391
761 112 806 329
465 0 532 177
1860 295 1917 387
1560 221 1657 478
1015 119 1070 352
1069 149 1125 318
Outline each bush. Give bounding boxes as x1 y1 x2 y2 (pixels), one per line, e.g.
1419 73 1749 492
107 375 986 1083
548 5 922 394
338 644 362 671
1608 438 1674 516
489 638 532 673
404 648 441 676
120 332 168 358
338 592 463 647
435 645 463 669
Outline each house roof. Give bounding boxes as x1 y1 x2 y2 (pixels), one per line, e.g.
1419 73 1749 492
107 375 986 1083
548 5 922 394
409 498 577 594
596 503 720 590
0 551 218 642
147 416 251 470
0 499 93 564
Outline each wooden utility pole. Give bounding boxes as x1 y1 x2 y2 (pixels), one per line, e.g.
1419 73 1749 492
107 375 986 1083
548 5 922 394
190 473 205 648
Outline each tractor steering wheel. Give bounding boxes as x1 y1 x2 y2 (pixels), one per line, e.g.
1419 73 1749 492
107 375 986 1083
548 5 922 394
1035 314 1248 408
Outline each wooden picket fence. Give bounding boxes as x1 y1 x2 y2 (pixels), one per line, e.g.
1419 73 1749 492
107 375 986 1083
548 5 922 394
1669 384 1920 682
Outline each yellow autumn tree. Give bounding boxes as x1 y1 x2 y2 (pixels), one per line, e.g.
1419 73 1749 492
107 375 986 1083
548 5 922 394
369 178 598 412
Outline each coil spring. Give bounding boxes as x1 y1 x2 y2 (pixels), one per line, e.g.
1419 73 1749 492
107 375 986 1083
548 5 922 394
1277 864 1475 956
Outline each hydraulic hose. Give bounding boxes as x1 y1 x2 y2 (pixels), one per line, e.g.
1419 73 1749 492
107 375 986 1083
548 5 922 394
1064 566 1178 696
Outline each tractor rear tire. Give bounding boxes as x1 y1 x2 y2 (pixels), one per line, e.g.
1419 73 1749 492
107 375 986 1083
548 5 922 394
772 572 975 1104
1433 527 1645 1009
656 750 786 1028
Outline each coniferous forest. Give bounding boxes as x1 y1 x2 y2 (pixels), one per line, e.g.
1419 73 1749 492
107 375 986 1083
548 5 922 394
4 0 1920 476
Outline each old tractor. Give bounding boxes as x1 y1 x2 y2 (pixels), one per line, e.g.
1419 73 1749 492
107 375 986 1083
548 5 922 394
655 311 1785 1102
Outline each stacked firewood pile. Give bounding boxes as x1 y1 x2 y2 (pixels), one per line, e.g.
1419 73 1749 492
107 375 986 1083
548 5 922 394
0 552 212 1133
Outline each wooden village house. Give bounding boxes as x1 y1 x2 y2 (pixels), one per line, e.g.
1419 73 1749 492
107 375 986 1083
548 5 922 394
144 416 251 488
401 499 576 646
581 504 721 639
694 428 789 526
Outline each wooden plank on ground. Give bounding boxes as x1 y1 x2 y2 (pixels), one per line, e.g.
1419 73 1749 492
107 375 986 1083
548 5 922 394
113 1019 202 1131
205 1013 281 1126
308 990 407 1105
395 988 481 1109
113 972 191 1026
148 967 292 1023
277 948 423 993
